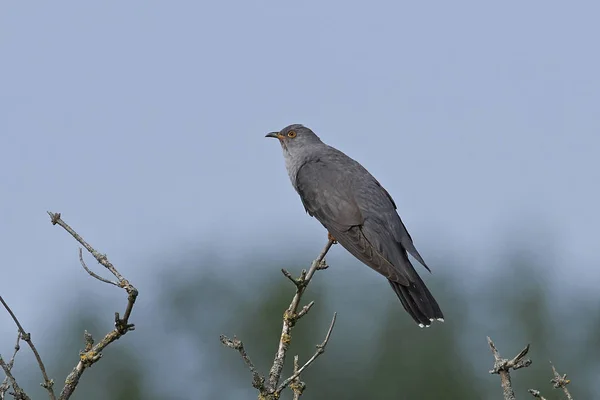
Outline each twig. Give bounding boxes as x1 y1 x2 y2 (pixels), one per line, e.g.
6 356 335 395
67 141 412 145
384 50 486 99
47 212 138 400
290 356 305 400
0 296 56 399
0 333 23 400
0 332 21 398
275 312 337 396
550 363 573 400
296 301 315 319
219 336 264 391
0 356 30 400
267 239 334 389
487 337 532 400
221 239 336 399
529 363 574 400
528 389 547 399
78 248 118 286
6 333 21 371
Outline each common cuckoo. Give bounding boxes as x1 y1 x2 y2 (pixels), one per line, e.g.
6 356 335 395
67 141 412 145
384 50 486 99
266 124 444 327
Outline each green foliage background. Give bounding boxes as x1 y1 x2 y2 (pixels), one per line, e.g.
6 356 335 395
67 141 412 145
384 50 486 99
7 240 600 400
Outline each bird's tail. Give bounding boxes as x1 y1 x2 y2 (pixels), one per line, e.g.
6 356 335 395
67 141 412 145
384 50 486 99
388 265 444 327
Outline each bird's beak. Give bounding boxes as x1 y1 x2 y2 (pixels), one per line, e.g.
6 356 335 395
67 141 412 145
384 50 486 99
265 132 283 139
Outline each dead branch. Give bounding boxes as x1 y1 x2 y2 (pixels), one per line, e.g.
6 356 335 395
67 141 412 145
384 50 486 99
275 312 337 396
0 333 21 399
0 333 29 400
0 356 29 400
529 362 574 400
78 248 119 286
487 336 532 400
219 336 264 391
221 239 337 399
550 363 573 400
268 239 335 388
528 389 547 399
0 296 56 400
289 356 305 400
46 212 139 400
1 212 137 399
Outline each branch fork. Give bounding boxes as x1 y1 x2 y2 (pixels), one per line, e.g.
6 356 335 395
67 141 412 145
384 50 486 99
221 239 337 399
0 212 140 400
487 337 532 400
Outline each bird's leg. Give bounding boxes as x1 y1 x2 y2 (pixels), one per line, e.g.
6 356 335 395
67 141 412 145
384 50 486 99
315 232 337 270
327 232 337 244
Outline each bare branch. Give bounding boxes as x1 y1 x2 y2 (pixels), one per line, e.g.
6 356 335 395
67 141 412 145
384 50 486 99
290 356 305 400
219 336 264 391
47 212 139 400
221 239 336 399
529 363 574 400
0 333 24 400
7 333 21 371
550 363 573 400
1 332 22 398
0 356 30 400
281 269 301 288
78 248 119 286
276 312 337 396
0 296 56 399
267 239 335 390
528 389 548 399
487 336 532 400
315 258 329 270
296 301 315 320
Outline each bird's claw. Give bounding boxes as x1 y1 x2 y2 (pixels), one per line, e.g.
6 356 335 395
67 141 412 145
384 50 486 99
327 232 338 244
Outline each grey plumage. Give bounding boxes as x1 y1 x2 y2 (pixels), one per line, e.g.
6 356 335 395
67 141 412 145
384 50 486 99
266 124 444 327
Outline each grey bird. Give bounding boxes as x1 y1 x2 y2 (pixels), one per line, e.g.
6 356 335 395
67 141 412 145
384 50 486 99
266 124 444 327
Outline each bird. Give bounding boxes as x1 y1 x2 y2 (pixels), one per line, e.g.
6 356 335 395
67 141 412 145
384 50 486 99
265 124 444 327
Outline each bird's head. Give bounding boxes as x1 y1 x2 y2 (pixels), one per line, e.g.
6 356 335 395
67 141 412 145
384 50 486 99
265 124 322 154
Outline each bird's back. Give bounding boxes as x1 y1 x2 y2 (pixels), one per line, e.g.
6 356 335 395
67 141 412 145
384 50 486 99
298 145 397 218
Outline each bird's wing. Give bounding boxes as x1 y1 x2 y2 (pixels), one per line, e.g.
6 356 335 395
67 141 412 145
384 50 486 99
295 159 364 231
332 168 430 282
370 179 430 271
336 224 412 286
296 159 411 285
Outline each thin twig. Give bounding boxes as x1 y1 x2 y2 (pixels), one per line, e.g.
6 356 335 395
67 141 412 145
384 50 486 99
7 332 21 370
267 239 334 389
78 248 118 286
487 337 532 400
290 356 305 400
0 333 23 400
221 239 336 399
296 301 315 319
47 212 138 400
550 363 573 400
0 356 30 400
0 296 56 399
528 389 547 399
0 333 21 392
276 312 337 396
281 269 299 287
219 336 264 391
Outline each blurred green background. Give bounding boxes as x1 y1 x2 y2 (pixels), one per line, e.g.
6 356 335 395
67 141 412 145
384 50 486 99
6 235 599 400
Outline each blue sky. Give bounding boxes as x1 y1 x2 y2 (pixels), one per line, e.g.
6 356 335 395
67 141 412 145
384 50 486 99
1 0 599 376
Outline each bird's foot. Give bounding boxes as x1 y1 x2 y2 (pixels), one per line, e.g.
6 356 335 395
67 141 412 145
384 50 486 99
327 232 338 244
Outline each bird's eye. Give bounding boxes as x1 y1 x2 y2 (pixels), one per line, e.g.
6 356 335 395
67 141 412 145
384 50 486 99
287 131 297 138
